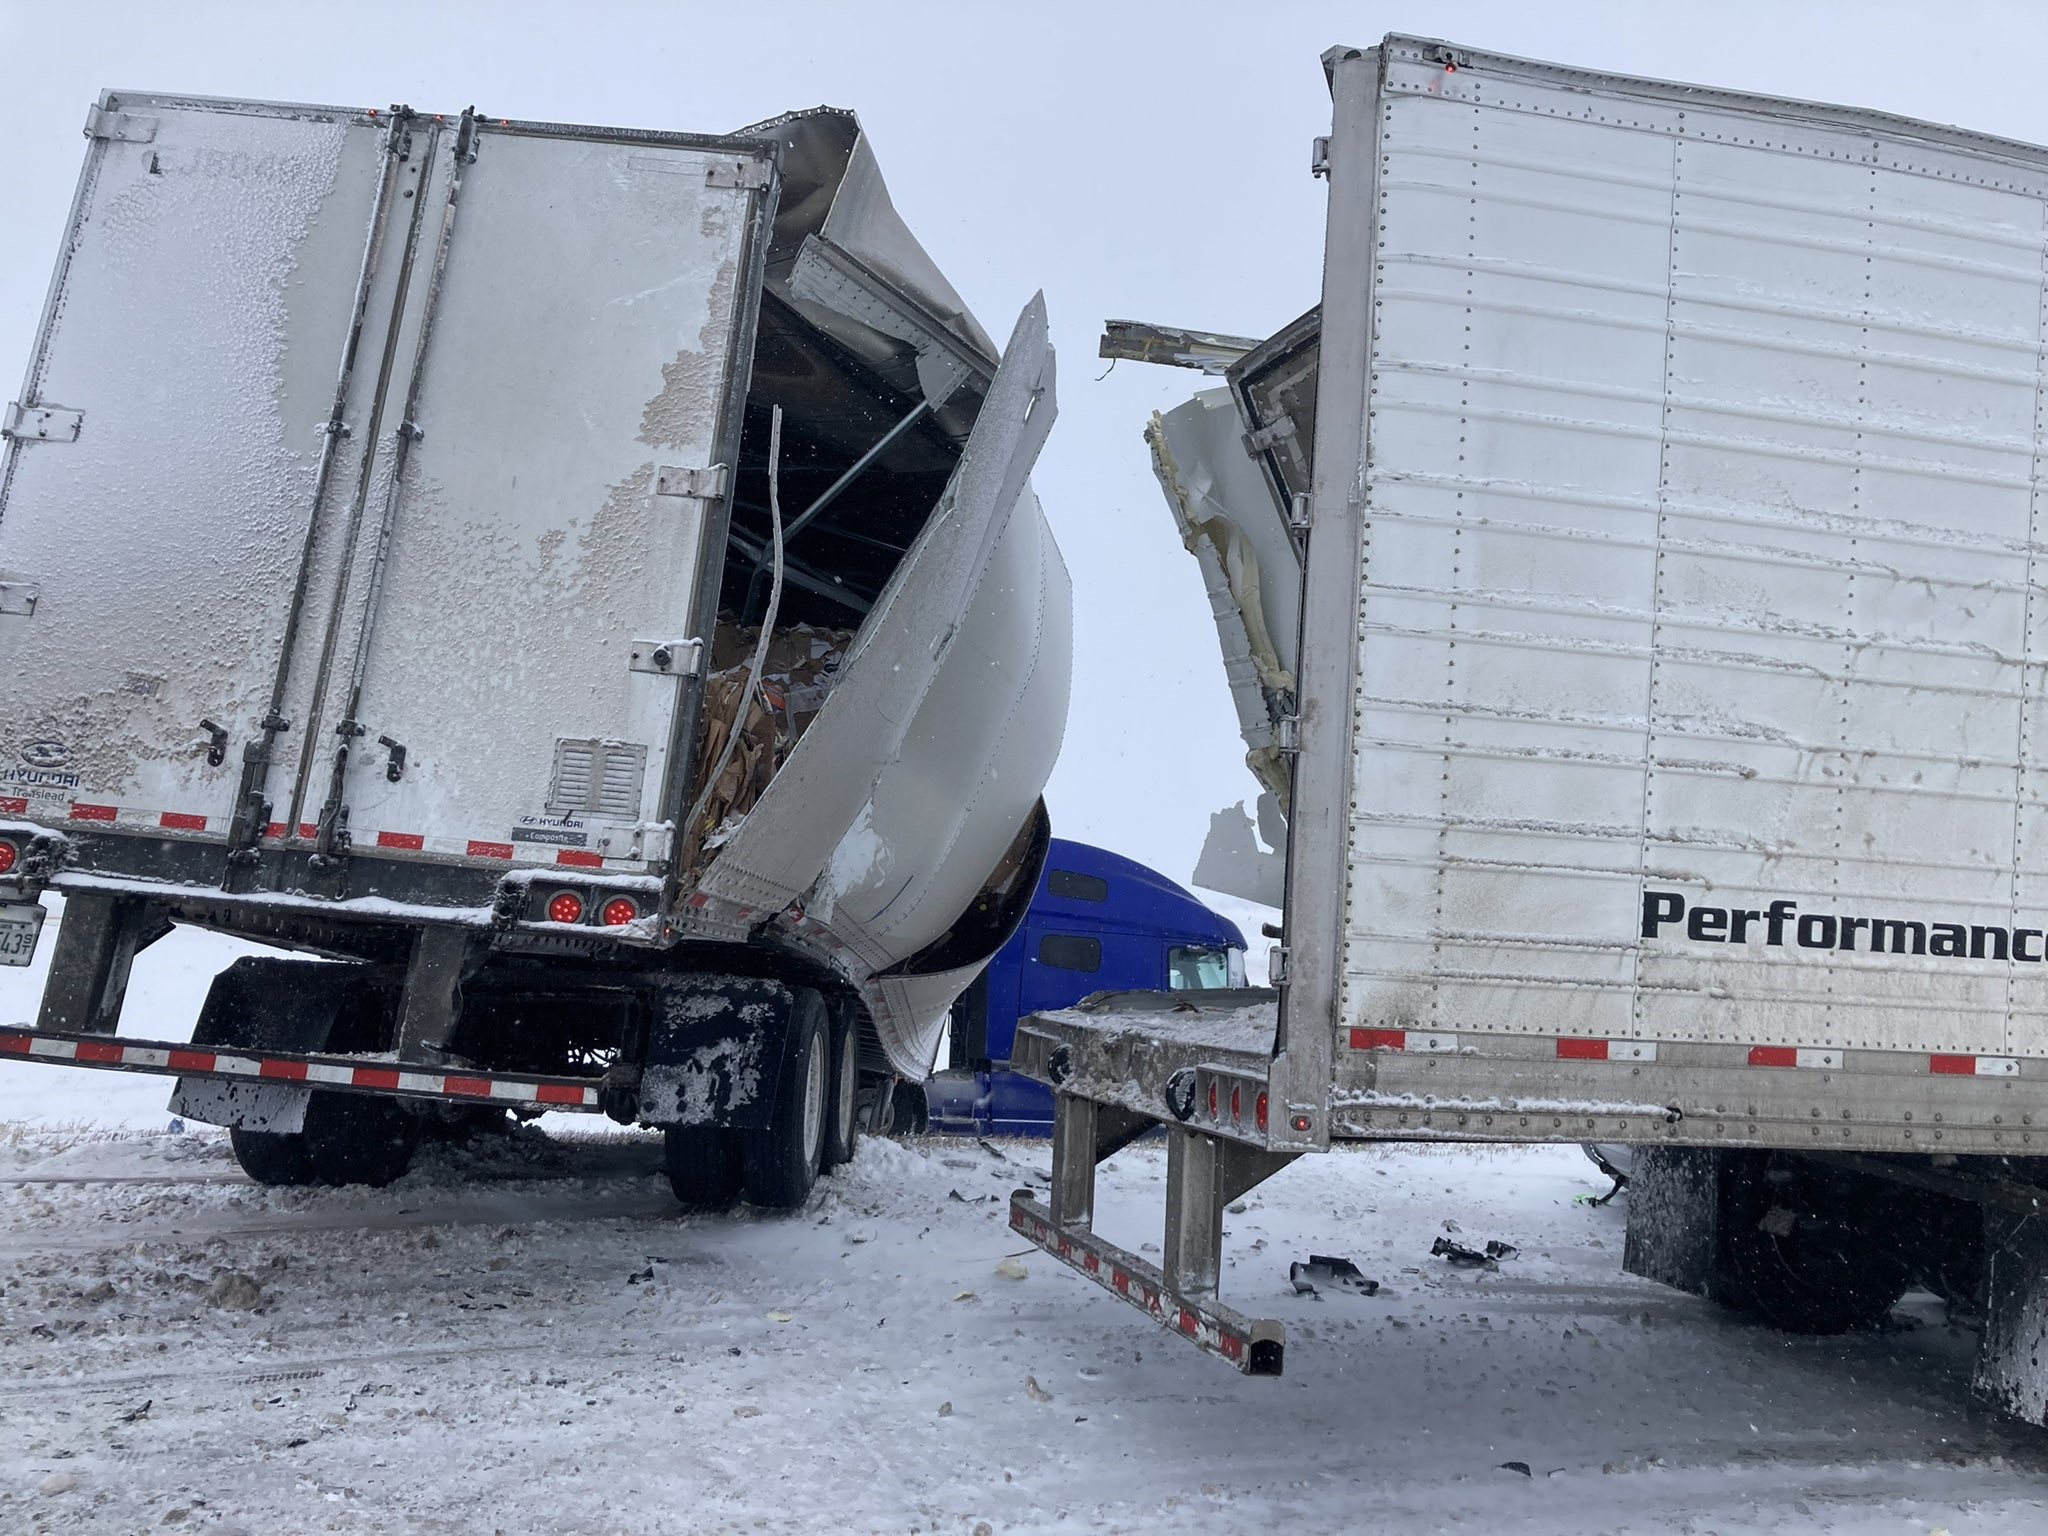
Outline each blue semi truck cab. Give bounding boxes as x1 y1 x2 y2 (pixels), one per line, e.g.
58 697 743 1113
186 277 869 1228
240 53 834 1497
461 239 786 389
915 839 1247 1135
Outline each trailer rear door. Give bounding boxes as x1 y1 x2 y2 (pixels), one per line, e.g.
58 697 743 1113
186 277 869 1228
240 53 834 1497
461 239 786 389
0 95 394 843
283 118 774 876
0 95 775 883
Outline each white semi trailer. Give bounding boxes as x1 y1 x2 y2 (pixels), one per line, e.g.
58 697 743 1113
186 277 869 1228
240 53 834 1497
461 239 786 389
1026 36 2048 1426
0 93 1069 1208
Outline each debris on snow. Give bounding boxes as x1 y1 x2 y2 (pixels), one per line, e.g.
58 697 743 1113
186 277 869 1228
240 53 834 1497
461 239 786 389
994 1257 1028 1281
1431 1237 1517 1269
37 1472 78 1495
1289 1254 1380 1297
1024 1375 1053 1403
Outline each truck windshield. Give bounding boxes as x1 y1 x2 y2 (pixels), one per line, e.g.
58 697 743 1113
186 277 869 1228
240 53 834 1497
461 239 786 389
1168 946 1235 990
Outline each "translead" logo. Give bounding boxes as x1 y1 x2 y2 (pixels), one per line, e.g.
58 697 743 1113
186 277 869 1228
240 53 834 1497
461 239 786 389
1641 889 2045 962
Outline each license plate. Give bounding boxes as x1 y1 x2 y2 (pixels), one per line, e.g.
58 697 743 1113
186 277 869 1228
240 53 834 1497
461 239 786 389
0 903 45 967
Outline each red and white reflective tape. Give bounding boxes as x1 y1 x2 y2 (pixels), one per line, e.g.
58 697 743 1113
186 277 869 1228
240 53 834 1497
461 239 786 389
57 802 215 833
1556 1038 1659 1063
1351 1029 2027 1079
224 819 648 872
1931 1053 2021 1077
1008 1195 1280 1375
1349 1028 1459 1053
0 1029 601 1109
1747 1046 1841 1070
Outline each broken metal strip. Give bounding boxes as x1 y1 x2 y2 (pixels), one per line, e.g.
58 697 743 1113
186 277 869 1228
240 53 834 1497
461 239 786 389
1008 1193 1285 1376
1098 319 1262 375
0 1026 604 1111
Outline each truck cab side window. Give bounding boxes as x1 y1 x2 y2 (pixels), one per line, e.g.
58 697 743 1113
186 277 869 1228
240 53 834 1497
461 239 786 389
1047 869 1109 902
1037 934 1103 972
1169 945 1233 990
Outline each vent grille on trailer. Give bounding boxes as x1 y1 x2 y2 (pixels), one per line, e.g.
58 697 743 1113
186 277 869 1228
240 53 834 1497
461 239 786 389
547 739 648 820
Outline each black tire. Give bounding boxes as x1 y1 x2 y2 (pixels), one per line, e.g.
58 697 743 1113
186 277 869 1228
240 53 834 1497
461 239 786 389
741 990 829 1210
664 1125 743 1210
229 1092 419 1189
1718 1151 1912 1333
890 1078 929 1136
822 1013 860 1172
229 1127 313 1187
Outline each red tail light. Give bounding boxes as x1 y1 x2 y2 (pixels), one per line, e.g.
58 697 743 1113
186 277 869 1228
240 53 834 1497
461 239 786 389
0 841 15 876
1255 1092 1269 1133
600 896 638 927
1206 1082 1219 1120
1229 1085 1242 1124
546 890 585 924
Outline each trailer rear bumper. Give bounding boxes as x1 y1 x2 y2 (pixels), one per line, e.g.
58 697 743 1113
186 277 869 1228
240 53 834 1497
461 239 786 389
1008 1192 1285 1375
0 1025 607 1113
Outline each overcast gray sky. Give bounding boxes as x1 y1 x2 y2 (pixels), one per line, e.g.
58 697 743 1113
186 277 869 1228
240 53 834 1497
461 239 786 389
5 0 2045 921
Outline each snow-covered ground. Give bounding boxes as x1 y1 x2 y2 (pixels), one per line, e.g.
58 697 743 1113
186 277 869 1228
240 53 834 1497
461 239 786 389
4 910 2048 1532
0 1127 2043 1533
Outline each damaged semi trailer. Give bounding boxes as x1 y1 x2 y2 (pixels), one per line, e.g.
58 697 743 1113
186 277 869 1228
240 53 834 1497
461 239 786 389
1023 36 2048 1424
0 94 1069 1207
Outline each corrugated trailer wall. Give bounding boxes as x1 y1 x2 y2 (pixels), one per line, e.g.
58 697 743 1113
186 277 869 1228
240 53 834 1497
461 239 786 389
1320 40 2048 1148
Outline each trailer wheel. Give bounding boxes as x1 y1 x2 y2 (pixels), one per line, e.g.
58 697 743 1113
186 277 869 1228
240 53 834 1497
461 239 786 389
228 1092 420 1189
741 990 829 1210
822 1016 860 1172
664 1126 743 1210
1718 1151 1912 1334
228 1128 313 1188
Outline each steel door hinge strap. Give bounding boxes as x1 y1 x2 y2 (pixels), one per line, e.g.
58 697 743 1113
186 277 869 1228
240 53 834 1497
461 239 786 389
655 464 728 500
706 157 772 192
85 106 158 143
2 403 82 443
1241 415 1297 457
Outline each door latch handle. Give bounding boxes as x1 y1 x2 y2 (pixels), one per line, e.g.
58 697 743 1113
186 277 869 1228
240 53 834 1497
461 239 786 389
199 719 228 767
377 735 407 783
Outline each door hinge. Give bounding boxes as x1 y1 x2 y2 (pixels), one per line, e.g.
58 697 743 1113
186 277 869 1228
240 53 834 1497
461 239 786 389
655 463 728 501
1269 946 1291 987
1288 492 1312 531
2 402 83 443
1276 715 1301 754
628 638 704 677
85 105 159 143
0 580 39 617
1241 414 1297 458
596 821 673 863
706 156 772 192
1310 136 1331 178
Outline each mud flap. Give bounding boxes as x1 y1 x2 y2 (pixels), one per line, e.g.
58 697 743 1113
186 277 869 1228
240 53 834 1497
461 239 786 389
170 957 387 1132
1973 1211 2048 1427
1621 1146 1725 1299
635 977 797 1130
